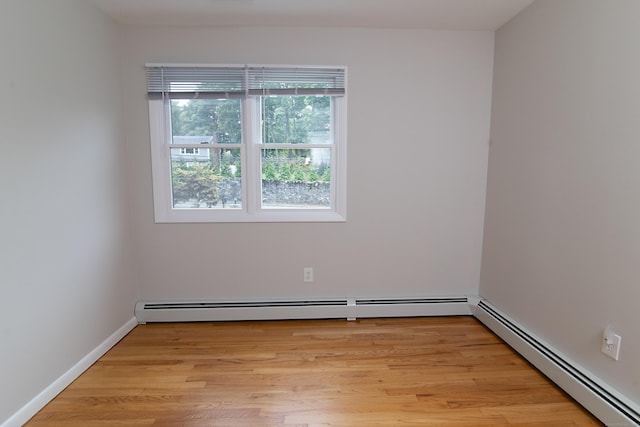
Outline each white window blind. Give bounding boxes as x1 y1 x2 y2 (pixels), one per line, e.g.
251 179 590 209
146 65 346 99
146 66 246 99
246 66 346 95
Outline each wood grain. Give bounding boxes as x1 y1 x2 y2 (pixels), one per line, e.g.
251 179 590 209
26 317 602 426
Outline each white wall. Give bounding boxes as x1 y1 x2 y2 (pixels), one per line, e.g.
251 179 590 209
0 0 137 423
120 26 494 302
481 0 640 404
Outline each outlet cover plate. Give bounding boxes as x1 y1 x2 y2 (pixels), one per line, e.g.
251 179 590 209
602 333 621 361
303 267 313 283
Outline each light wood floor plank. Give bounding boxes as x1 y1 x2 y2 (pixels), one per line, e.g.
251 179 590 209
26 317 602 426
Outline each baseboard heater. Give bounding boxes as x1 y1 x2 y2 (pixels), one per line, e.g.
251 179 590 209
472 298 640 427
135 297 471 324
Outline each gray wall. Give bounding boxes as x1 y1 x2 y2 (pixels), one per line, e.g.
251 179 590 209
0 0 137 422
121 26 494 302
481 0 640 404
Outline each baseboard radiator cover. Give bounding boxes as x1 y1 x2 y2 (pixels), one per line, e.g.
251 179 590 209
135 296 471 323
471 298 640 427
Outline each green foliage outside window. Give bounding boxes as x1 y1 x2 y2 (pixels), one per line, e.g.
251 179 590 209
172 163 220 207
262 95 330 144
171 99 241 143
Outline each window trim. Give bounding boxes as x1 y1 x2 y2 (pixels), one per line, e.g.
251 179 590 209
147 64 347 223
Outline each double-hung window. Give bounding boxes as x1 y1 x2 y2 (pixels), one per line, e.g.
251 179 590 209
146 64 347 223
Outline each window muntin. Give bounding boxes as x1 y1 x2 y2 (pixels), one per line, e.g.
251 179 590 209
146 65 346 223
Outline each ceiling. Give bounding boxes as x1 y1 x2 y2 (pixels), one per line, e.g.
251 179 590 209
88 0 534 31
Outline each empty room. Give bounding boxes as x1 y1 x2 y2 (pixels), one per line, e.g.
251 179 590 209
1 0 638 425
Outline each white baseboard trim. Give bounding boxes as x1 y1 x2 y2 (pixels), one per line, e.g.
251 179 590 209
470 298 640 426
1 317 138 427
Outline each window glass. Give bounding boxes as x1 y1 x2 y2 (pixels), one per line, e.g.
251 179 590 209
171 99 242 144
262 96 331 144
170 148 242 209
261 148 331 208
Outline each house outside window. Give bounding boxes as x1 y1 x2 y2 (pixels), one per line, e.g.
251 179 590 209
146 64 347 222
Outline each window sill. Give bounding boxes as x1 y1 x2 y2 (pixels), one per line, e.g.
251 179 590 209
153 209 347 223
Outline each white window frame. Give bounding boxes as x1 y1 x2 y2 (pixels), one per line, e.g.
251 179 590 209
147 64 347 223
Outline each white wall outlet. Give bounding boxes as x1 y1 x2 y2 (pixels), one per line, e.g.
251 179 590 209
601 327 622 361
303 267 313 283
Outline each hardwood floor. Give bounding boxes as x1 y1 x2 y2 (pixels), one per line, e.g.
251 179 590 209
26 317 602 426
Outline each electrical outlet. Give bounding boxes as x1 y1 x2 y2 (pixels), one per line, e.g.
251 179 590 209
303 267 314 283
601 328 622 361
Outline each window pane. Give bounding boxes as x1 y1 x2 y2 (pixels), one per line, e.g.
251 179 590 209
171 148 242 209
171 99 241 144
261 148 331 208
262 96 331 144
